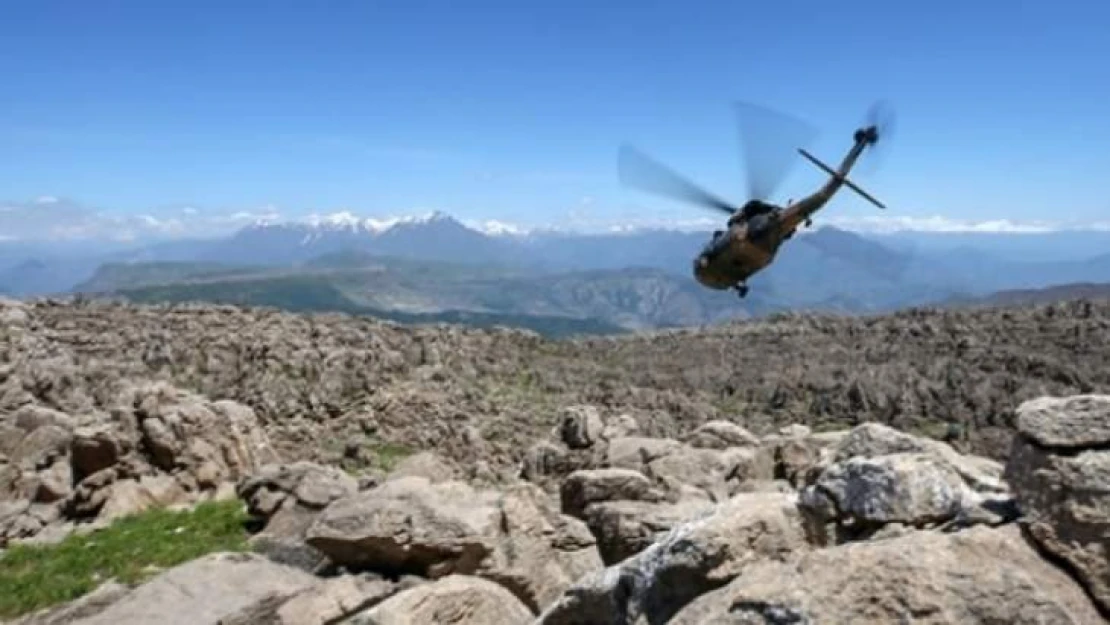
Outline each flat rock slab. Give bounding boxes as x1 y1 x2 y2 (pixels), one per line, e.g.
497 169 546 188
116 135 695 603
66 552 317 625
345 575 533 625
1014 395 1110 448
669 525 1104 625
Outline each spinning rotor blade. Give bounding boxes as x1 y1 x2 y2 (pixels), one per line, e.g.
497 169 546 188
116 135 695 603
860 99 897 174
618 143 739 215
866 99 897 143
733 100 821 201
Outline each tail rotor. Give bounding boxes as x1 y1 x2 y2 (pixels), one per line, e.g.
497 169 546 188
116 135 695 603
859 99 896 172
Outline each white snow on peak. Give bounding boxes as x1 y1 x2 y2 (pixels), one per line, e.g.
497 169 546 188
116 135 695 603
237 207 1110 239
304 210 364 230
281 209 457 236
463 219 529 236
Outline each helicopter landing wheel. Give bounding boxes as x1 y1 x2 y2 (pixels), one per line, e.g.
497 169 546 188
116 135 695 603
735 283 749 298
804 218 812 228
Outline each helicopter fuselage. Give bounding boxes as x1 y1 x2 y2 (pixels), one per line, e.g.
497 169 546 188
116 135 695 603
692 214 787 289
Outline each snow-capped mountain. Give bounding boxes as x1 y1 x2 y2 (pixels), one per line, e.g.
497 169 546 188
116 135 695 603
7 199 1110 301
213 210 528 266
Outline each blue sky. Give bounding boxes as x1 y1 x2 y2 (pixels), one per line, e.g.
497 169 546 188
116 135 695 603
2 0 1109 233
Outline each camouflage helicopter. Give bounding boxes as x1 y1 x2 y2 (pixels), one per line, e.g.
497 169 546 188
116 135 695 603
618 101 894 298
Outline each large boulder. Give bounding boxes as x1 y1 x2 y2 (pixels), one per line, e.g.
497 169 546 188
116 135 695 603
559 405 605 450
681 420 760 450
603 436 775 504
796 424 1019 543
305 476 504 575
560 469 666 519
582 499 715 565
219 573 405 625
669 525 1104 625
32 552 317 625
345 575 533 625
305 476 602 614
236 461 360 571
1004 395 1110 615
833 422 1008 495
537 492 811 624
801 453 972 528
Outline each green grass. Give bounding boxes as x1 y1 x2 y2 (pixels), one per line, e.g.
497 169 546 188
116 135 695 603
0 499 250 619
367 441 413 472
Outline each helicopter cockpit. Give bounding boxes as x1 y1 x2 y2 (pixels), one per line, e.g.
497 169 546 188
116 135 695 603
699 229 730 259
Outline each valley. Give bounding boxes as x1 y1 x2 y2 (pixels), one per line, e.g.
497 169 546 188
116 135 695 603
21 212 1103 336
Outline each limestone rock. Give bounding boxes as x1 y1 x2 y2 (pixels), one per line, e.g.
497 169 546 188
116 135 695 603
605 437 682 470
668 525 1104 625
9 581 131 625
305 476 602 613
306 476 501 575
479 483 602 613
559 405 604 450
834 422 1008 495
537 492 810 625
346 575 533 625
1005 394 1110 615
560 469 664 519
219 574 399 625
60 552 317 625
1011 394 1110 448
802 452 968 527
582 499 715 565
681 420 760 450
385 451 457 483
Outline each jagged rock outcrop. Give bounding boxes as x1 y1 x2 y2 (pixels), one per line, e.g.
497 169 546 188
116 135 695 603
235 461 360 572
668 524 1104 624
0 382 278 547
10 552 318 625
345 575 534 625
220 573 408 625
1004 394 1110 615
537 492 811 624
303 475 602 613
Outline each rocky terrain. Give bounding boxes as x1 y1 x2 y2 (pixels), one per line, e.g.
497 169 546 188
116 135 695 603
1 296 1109 622
3 296 1105 472
4 390 1109 623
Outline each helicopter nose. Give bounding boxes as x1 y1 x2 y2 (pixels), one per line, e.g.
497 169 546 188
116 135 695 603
693 254 709 275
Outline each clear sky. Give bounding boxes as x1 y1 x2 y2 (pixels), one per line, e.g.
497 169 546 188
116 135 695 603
2 0 1109 232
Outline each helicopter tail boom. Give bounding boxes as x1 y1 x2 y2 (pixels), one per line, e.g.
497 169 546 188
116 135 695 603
796 148 886 209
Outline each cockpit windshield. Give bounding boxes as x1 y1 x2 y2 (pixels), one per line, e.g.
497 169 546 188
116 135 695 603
700 230 729 258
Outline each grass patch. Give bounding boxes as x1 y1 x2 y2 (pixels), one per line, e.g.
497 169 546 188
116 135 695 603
0 499 250 619
369 441 413 472
910 418 961 442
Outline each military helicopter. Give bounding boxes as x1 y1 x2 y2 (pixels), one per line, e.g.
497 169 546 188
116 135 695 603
618 100 894 298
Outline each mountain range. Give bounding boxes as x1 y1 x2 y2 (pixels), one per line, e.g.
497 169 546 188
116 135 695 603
4 198 1110 333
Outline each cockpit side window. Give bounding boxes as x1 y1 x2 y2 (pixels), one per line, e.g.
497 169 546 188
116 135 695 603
701 229 729 257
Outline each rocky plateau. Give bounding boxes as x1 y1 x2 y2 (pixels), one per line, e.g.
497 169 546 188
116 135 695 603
1 296 1109 623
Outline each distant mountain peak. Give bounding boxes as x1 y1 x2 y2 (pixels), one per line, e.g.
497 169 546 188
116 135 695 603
281 209 462 236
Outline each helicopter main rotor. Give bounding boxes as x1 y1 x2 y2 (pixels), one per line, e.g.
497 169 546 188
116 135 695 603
617 100 894 216
617 100 820 216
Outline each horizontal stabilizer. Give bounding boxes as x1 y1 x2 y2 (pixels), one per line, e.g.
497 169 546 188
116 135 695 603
797 148 886 209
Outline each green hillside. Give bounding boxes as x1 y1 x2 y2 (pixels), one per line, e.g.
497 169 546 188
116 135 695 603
74 252 769 332
110 274 628 338
73 261 263 293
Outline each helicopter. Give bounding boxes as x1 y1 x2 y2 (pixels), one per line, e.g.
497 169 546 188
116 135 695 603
618 100 894 298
